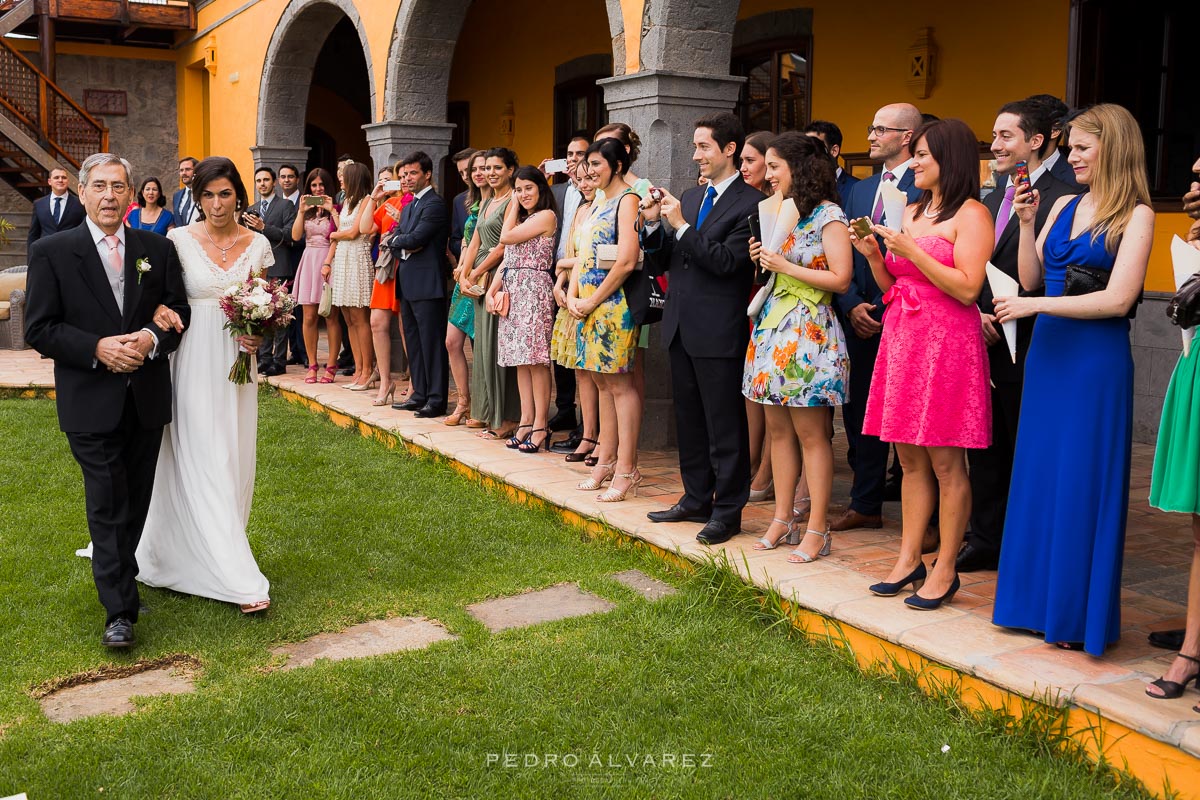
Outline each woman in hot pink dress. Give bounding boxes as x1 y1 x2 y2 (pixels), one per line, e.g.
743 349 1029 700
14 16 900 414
852 118 993 610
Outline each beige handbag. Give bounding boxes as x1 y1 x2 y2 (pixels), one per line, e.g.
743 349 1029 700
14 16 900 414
595 243 644 271
318 282 333 318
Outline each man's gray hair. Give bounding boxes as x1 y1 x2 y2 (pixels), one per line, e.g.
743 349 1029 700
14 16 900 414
78 153 133 189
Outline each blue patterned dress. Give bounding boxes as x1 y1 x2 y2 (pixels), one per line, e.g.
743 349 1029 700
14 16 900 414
742 202 849 406
573 189 639 374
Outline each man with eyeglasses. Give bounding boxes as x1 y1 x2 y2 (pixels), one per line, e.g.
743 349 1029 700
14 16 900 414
830 103 924 534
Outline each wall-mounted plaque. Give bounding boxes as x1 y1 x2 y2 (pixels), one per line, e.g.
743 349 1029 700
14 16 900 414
83 90 128 116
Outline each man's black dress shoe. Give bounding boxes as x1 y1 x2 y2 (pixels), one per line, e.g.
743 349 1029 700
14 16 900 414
696 520 740 545
548 408 578 432
1149 629 1186 650
647 503 711 524
955 542 999 573
550 432 584 454
102 618 135 648
414 403 446 418
393 399 424 411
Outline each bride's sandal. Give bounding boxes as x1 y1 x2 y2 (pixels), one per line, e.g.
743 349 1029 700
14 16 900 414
240 600 270 614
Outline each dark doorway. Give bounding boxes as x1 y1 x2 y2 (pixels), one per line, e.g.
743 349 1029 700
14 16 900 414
303 16 372 173
441 100 471 198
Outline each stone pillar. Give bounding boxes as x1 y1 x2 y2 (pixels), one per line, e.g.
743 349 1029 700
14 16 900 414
597 70 744 450
362 120 456 190
360 120 456 374
250 145 312 175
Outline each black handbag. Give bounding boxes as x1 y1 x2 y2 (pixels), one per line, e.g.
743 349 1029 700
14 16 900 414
1166 271 1200 329
625 269 665 326
1063 264 1141 320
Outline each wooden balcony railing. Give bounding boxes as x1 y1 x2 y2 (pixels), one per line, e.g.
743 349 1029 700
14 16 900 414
0 38 107 169
37 0 196 29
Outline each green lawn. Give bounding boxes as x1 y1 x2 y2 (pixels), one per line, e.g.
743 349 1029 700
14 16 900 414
0 394 1151 798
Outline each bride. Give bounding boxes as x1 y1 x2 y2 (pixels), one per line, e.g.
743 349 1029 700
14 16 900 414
137 156 273 614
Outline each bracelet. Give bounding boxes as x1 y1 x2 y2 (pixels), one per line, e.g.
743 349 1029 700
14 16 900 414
322 263 332 268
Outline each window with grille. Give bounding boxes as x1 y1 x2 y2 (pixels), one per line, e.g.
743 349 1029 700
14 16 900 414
731 40 811 134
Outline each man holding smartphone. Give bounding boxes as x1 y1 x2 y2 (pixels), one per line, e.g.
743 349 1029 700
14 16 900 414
640 113 762 545
246 166 298 376
958 100 1077 572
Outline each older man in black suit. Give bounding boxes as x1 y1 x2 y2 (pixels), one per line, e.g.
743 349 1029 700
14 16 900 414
25 153 190 648
641 112 763 545
27 167 86 248
388 151 451 417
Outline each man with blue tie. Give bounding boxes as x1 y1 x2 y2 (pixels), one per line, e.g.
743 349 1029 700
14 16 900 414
27 168 86 249
387 151 451 418
170 157 199 226
829 103 924 533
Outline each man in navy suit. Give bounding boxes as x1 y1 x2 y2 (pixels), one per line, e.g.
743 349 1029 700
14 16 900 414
804 121 859 204
641 112 763 545
957 100 1078 572
170 156 199 226
27 168 86 249
387 151 451 417
830 103 925 533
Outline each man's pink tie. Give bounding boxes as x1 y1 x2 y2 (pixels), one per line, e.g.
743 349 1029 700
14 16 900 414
103 234 123 274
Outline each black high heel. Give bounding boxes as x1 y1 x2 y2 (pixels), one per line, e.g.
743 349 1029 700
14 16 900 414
518 428 549 454
1146 654 1200 699
565 437 598 463
904 574 960 610
869 562 927 597
505 424 532 449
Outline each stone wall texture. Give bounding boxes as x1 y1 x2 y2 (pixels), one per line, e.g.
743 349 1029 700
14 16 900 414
1132 294 1184 445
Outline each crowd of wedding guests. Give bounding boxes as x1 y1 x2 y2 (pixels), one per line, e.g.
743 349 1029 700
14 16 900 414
120 96 1199 699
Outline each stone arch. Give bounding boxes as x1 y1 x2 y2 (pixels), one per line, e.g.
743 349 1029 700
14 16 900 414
255 0 377 165
639 0 741 75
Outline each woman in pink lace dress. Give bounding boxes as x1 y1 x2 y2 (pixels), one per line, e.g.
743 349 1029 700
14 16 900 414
852 118 993 610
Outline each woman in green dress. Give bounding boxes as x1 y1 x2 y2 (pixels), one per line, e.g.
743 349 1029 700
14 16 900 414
445 150 488 425
459 147 521 437
1146 193 1200 711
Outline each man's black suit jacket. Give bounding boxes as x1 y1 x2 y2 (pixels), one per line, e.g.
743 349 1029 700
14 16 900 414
980 171 1077 383
253 195 298 279
642 175 763 359
24 223 190 433
27 192 86 249
390 189 450 302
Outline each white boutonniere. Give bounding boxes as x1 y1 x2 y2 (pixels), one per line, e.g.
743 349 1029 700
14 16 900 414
135 257 151 284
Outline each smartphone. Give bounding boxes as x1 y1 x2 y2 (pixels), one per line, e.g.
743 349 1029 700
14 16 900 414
851 217 874 239
382 180 403 192
242 208 261 219
544 158 569 174
747 214 762 243
305 195 325 207
1014 160 1031 193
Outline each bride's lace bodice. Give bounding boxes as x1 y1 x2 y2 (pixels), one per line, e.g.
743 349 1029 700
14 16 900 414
168 228 275 300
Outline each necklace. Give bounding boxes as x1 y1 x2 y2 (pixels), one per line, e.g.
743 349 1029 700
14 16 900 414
922 204 941 219
202 221 241 262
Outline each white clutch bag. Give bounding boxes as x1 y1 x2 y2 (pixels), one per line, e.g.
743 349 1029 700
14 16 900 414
747 274 775 318
595 243 644 270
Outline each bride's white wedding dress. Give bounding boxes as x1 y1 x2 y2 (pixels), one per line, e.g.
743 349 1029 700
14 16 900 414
136 228 272 606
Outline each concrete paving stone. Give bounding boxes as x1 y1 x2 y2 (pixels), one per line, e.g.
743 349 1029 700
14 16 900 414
832 594 965 645
40 668 196 723
975 644 1135 705
272 616 456 670
1179 723 1200 759
466 583 616 633
1072 677 1200 743
900 614 1036 673
611 569 678 601
776 567 879 616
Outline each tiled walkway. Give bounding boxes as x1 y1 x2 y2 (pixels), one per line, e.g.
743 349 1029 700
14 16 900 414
4 343 1198 796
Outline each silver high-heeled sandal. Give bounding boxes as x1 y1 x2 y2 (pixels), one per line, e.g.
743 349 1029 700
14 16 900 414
754 517 798 550
577 463 614 491
788 528 831 563
597 470 642 502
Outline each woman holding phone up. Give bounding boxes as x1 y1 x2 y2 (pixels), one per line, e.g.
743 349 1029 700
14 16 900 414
291 167 339 383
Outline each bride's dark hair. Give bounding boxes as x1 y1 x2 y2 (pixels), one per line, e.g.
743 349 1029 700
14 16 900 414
191 156 249 221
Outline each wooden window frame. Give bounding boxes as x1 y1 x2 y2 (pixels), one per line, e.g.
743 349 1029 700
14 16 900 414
730 36 813 134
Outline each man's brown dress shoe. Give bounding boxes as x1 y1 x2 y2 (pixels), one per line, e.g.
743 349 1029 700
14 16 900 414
829 509 883 531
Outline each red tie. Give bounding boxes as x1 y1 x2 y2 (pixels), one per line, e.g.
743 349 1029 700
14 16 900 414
103 234 123 274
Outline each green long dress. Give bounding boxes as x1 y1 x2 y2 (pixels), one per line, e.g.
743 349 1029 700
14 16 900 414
468 196 521 428
1150 343 1200 514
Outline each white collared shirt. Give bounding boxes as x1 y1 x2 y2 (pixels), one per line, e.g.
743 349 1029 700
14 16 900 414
283 190 300 205
85 218 159 357
671 169 740 240
871 158 912 227
557 183 583 261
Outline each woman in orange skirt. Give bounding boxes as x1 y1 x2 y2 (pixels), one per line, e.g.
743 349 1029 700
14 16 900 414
366 163 414 406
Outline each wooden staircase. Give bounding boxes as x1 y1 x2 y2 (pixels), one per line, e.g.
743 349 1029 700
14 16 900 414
0 0 108 200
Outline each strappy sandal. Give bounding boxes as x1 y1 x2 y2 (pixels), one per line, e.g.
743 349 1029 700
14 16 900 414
788 528 831 563
518 428 549 453
465 417 487 429
597 469 642 502
753 517 802 550
565 437 599 463
318 363 336 384
504 424 532 448
1146 653 1200 699
304 364 319 384
577 463 614 491
443 402 470 426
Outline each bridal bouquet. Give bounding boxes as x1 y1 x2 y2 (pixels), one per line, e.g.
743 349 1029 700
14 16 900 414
219 275 296 384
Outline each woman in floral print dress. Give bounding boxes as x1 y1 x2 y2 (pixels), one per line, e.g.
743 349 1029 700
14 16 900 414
744 132 852 563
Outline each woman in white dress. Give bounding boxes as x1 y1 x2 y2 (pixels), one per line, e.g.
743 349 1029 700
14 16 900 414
138 156 272 614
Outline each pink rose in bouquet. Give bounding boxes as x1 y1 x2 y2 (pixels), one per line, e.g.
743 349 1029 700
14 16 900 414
218 275 297 384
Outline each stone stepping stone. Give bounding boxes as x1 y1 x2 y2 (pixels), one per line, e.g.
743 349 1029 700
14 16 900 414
612 569 678 601
271 616 456 670
39 667 196 724
467 583 616 633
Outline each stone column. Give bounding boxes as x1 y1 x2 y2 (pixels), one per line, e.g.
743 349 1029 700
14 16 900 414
597 70 744 450
360 120 457 374
250 145 312 175
362 120 456 189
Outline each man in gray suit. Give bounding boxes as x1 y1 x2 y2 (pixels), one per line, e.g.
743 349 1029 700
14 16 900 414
244 166 297 375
